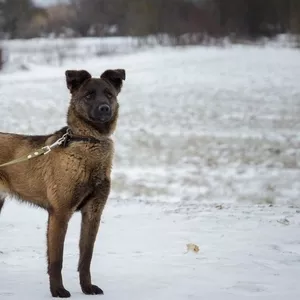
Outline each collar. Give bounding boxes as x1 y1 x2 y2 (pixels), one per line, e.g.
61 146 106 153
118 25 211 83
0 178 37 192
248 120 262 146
61 127 102 147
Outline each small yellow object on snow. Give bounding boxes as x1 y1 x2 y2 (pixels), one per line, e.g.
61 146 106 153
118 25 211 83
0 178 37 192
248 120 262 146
185 243 199 254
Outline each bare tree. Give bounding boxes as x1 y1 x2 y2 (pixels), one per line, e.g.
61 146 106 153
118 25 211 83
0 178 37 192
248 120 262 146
290 0 300 46
0 47 3 71
0 0 299 44
68 0 124 36
0 0 39 38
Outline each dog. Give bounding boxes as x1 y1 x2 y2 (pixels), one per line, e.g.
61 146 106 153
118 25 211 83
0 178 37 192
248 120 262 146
0 68 125 297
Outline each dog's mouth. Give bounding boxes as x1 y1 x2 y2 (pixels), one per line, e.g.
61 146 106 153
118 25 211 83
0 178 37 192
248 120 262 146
90 105 112 123
90 113 112 124
98 115 112 123
89 115 112 124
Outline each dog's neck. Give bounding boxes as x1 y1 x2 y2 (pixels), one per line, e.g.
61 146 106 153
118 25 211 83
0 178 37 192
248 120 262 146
66 108 118 139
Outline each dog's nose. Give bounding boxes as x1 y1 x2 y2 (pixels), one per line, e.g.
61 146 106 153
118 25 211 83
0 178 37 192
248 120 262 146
99 104 110 114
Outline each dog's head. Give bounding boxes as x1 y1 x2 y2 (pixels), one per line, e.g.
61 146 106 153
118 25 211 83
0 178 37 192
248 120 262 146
65 69 125 129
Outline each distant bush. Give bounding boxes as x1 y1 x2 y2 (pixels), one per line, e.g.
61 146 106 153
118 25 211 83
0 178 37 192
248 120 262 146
0 48 3 70
1 0 300 42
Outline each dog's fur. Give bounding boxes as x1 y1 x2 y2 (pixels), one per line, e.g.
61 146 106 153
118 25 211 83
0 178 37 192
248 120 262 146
0 68 125 297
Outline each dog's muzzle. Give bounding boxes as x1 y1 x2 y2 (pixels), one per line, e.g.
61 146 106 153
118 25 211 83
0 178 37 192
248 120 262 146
92 104 112 123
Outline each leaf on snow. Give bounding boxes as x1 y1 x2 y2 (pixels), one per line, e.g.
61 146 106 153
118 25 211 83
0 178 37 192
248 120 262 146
186 243 200 253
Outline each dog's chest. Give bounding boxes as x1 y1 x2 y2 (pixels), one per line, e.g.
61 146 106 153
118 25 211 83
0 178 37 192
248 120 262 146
66 148 113 211
66 142 113 183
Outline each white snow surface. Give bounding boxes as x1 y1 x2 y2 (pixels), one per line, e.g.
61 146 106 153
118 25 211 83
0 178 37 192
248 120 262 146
0 44 300 299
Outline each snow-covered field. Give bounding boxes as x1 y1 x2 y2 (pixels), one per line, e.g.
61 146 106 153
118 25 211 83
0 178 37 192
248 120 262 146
0 37 140 71
0 43 300 299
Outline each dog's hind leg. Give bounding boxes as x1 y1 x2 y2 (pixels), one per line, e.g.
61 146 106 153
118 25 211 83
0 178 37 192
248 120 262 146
0 197 5 214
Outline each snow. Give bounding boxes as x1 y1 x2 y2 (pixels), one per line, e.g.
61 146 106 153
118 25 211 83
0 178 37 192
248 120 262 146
33 0 68 6
1 202 300 300
1 34 298 72
0 43 300 299
1 37 139 71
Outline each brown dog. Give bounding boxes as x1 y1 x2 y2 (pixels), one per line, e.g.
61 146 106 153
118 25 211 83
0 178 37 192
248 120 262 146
0 68 125 297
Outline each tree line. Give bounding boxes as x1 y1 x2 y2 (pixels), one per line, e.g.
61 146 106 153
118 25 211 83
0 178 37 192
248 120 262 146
0 0 300 41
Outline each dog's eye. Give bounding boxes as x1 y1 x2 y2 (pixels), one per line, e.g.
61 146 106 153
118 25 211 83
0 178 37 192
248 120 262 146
84 93 93 100
105 90 113 99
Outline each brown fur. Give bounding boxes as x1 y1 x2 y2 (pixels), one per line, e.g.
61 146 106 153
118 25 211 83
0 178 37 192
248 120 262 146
0 68 126 297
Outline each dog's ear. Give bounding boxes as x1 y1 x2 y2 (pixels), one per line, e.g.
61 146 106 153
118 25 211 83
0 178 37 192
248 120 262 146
65 70 91 93
100 69 126 94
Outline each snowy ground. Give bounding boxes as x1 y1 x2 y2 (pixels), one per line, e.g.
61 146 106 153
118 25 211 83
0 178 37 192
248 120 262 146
0 44 300 299
0 37 139 71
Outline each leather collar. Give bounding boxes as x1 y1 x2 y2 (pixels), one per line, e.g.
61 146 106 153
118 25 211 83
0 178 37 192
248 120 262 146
62 128 102 147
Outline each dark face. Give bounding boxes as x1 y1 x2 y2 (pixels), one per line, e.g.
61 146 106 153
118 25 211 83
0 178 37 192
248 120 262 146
74 78 118 123
65 69 125 125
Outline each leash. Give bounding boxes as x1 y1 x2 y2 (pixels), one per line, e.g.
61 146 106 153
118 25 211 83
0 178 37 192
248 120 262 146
0 128 102 168
0 130 70 168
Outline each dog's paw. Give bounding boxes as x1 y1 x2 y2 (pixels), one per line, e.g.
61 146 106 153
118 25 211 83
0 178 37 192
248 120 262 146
81 284 104 295
51 287 71 298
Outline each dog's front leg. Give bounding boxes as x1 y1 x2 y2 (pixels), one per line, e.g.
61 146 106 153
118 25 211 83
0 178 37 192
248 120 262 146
47 211 72 298
78 179 110 295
